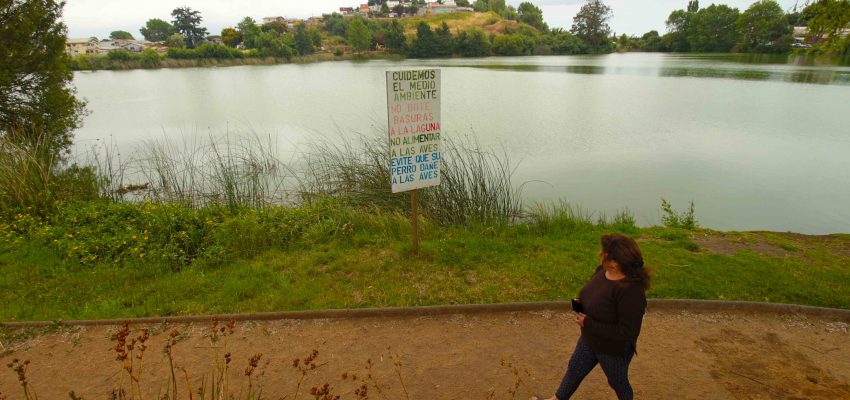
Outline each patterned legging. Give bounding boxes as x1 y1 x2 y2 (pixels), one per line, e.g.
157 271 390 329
555 337 635 400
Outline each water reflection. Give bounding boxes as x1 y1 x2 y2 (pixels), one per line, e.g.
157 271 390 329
462 54 850 86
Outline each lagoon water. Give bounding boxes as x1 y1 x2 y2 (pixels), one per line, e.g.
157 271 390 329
73 53 850 234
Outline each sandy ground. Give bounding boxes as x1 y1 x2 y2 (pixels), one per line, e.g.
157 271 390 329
1 308 849 400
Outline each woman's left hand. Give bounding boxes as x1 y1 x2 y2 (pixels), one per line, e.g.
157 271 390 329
575 312 586 328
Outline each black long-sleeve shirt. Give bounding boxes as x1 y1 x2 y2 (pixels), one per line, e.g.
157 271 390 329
578 266 647 356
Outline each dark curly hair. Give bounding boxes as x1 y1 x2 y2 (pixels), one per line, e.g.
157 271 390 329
601 233 651 291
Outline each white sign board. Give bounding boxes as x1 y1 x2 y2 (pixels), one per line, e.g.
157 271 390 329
386 69 441 193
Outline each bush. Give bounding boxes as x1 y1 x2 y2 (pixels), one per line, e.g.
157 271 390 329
106 49 133 61
660 198 698 230
492 34 533 56
139 48 161 68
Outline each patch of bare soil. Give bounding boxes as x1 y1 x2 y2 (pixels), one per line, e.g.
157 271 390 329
1 309 849 399
693 233 792 257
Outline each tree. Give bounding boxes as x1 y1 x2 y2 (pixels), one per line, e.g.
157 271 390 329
308 28 323 48
410 22 438 57
347 17 372 53
434 22 454 57
254 31 294 59
165 33 185 48
385 20 408 54
688 4 739 52
221 27 242 47
294 23 314 55
571 0 613 53
140 18 176 42
456 0 470 7
736 0 791 53
518 2 546 31
380 2 390 16
640 30 664 52
238 17 261 49
0 0 86 156
803 0 850 44
502 5 518 21
456 28 491 56
473 0 490 12
543 29 588 54
262 20 288 34
664 9 692 52
323 13 348 37
110 30 134 40
171 6 208 48
409 1 419 15
687 0 700 13
489 0 506 13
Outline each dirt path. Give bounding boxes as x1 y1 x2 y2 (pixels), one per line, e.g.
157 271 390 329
1 308 849 399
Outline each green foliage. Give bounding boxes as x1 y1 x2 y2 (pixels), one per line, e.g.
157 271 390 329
688 4 740 52
408 21 453 58
492 34 533 56
262 21 289 34
736 0 791 53
110 30 134 40
221 27 242 47
455 28 491 57
171 6 208 48
543 29 588 54
0 0 86 157
517 2 546 31
106 49 132 61
139 49 162 69
140 18 176 42
323 13 349 37
238 17 261 49
165 33 185 48
640 30 664 52
385 20 408 54
571 0 613 53
294 24 315 56
660 198 698 230
347 17 373 53
254 31 294 59
803 0 850 44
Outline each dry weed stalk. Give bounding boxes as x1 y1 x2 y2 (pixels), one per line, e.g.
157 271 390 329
163 329 183 399
500 359 531 400
292 350 326 400
198 318 236 399
110 322 150 400
6 358 37 400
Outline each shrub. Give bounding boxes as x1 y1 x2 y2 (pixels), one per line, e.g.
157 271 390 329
660 198 698 230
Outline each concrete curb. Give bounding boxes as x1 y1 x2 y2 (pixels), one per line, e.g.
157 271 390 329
2 300 849 329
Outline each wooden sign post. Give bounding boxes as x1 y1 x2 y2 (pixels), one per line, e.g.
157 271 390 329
386 69 441 255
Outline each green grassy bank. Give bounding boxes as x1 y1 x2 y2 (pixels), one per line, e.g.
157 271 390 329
2 198 849 322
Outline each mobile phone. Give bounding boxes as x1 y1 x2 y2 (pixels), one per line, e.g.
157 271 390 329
571 299 584 313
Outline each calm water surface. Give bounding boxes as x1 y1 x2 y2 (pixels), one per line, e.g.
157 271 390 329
73 53 850 234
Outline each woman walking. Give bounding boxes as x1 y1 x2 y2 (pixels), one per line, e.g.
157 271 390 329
532 234 650 400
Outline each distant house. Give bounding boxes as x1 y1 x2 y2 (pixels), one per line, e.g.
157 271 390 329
96 39 146 54
263 16 286 24
66 37 100 56
359 4 371 14
119 41 145 52
339 7 355 15
427 3 458 14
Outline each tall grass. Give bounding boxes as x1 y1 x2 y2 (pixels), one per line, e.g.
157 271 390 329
297 132 522 225
128 133 290 210
6 127 524 228
0 133 57 213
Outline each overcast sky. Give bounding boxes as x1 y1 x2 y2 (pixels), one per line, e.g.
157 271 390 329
64 0 801 40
